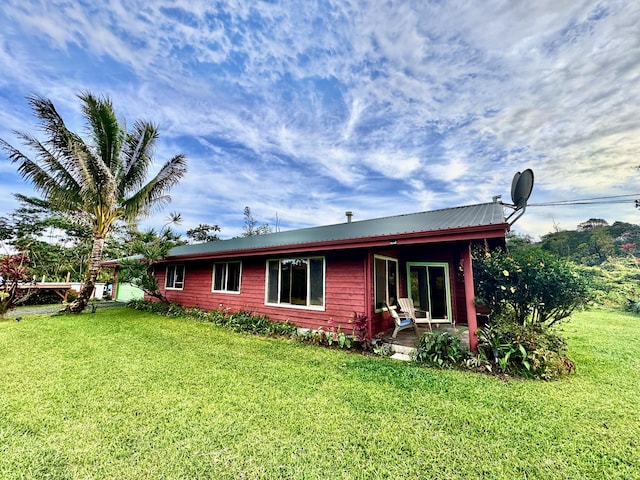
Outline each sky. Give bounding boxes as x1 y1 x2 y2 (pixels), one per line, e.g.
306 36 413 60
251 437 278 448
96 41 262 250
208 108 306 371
1 0 640 240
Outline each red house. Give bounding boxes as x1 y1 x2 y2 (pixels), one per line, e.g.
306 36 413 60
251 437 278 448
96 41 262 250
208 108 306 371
115 202 508 351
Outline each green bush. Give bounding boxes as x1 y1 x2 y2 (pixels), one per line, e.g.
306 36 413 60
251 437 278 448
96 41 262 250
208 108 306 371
477 321 575 380
414 330 466 367
126 300 298 337
575 258 640 308
626 300 640 314
473 247 591 326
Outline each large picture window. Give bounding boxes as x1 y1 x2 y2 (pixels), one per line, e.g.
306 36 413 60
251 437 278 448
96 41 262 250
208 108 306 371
165 265 185 290
374 256 398 310
266 257 324 308
212 261 241 293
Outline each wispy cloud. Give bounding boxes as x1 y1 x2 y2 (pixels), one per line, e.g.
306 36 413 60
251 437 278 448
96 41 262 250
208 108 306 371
1 0 639 239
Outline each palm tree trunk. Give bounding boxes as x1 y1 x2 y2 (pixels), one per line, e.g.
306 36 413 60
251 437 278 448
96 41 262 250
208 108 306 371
65 236 105 313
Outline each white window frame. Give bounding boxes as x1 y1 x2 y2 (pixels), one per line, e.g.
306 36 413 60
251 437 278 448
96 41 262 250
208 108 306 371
374 255 399 312
265 257 326 310
165 264 185 290
212 261 242 294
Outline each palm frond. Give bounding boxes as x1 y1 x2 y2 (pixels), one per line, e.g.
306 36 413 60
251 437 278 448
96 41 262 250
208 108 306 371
78 91 124 174
120 120 158 194
120 153 187 221
0 137 82 212
11 132 83 197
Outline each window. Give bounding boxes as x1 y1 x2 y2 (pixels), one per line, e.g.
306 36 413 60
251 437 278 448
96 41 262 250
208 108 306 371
266 257 324 308
212 261 241 293
374 256 398 310
165 265 185 290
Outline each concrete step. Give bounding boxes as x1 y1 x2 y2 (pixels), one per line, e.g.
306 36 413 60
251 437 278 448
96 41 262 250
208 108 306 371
389 352 412 361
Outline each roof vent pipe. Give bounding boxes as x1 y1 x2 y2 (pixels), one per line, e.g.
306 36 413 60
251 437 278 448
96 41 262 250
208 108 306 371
345 211 353 223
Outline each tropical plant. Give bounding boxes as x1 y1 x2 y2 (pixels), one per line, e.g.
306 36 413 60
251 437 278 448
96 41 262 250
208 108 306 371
414 330 466 367
473 247 591 326
126 300 298 337
476 320 575 379
0 194 94 283
117 225 184 303
350 311 369 344
1 92 186 312
0 252 32 315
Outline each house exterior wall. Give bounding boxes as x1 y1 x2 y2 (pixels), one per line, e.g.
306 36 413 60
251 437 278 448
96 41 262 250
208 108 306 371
115 282 144 302
153 250 368 333
146 237 505 339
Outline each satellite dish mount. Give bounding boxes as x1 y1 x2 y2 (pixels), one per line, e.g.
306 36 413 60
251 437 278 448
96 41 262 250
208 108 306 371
505 168 534 226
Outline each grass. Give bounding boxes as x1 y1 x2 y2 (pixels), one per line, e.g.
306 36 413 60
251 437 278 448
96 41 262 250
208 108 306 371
1 308 639 479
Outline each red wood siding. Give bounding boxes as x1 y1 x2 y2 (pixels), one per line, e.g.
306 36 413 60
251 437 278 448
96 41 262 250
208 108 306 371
151 252 367 333
149 238 505 337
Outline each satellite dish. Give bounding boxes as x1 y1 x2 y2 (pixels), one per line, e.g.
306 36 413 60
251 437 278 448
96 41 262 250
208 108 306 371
506 168 534 226
510 169 534 209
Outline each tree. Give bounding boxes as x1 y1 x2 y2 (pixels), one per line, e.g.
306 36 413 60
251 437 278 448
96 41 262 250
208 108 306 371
589 227 615 263
0 194 93 282
473 247 591 326
186 224 221 243
577 218 609 232
0 92 186 312
506 231 534 252
242 206 272 236
117 227 184 303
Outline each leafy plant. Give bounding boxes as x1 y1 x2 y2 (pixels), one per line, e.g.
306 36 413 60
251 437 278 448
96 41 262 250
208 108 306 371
126 300 298 337
414 330 466 367
626 299 640 314
325 318 352 349
350 311 369 344
0 252 32 316
473 247 591 326
477 320 575 379
372 342 392 357
118 226 186 303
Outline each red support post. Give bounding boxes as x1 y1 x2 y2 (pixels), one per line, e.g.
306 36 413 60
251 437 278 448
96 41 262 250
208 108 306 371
462 243 478 353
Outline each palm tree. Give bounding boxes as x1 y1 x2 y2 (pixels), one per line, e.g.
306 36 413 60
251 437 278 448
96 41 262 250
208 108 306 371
0 92 187 312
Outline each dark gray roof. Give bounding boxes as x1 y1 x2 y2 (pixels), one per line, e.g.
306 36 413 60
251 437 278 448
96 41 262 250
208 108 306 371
166 202 506 259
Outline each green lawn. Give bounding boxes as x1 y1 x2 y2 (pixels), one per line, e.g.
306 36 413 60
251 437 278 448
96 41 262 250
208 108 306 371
1 308 639 479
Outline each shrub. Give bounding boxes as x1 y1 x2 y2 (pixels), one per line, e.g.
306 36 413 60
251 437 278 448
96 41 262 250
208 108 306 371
626 299 640 314
295 315 373 351
350 312 369 344
126 300 298 337
473 247 591 326
414 330 466 367
477 320 575 380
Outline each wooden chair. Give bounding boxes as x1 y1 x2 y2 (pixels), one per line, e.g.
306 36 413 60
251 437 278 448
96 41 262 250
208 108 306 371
383 302 419 338
398 297 432 332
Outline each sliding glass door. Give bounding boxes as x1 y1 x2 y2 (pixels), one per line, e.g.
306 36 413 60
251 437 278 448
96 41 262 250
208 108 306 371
407 262 452 323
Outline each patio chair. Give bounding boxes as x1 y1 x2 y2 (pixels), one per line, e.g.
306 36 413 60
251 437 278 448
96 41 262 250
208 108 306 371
383 302 420 338
398 297 432 332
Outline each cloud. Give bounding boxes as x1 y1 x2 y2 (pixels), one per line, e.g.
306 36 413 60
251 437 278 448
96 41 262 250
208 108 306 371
1 0 640 241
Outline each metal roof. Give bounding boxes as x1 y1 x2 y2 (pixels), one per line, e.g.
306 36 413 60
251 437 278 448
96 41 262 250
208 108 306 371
165 202 507 259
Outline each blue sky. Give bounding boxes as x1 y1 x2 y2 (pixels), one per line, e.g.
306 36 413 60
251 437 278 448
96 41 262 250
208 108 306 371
1 0 639 239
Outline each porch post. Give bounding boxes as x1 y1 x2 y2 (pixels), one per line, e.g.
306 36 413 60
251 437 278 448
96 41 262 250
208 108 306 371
462 243 478 353
365 253 373 340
